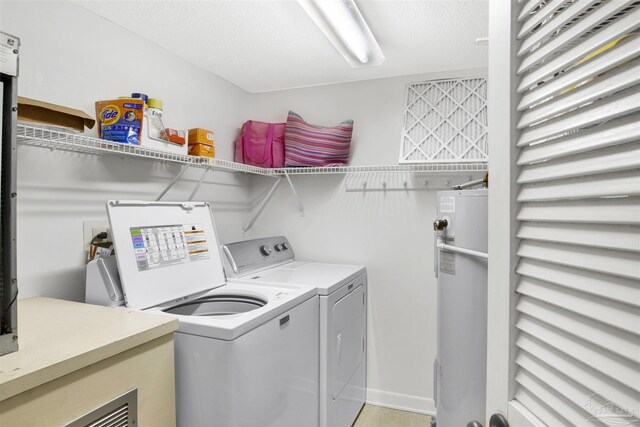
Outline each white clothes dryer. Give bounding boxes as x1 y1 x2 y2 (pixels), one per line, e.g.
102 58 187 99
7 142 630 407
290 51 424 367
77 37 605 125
86 202 319 427
223 237 367 427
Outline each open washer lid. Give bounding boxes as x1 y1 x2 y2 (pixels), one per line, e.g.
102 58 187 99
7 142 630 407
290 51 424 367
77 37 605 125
107 201 226 310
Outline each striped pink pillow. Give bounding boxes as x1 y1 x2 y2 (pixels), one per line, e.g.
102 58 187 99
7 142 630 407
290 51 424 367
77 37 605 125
284 111 353 167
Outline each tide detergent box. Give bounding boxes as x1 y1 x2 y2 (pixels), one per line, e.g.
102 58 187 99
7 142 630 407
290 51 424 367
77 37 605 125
95 98 145 144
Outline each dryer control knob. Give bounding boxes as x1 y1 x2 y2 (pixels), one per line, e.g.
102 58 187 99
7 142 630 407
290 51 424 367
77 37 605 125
282 242 290 250
260 245 272 256
274 244 283 252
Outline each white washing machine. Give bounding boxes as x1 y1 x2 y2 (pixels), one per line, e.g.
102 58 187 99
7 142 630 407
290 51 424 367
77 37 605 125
85 201 319 427
222 236 367 427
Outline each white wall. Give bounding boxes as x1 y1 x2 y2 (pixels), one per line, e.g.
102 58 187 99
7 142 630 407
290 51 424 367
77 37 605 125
3 1 488 413
246 68 486 413
1 0 254 301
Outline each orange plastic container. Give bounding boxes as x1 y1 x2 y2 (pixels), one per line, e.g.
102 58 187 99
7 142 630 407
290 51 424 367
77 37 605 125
188 128 214 146
162 128 187 145
189 143 215 158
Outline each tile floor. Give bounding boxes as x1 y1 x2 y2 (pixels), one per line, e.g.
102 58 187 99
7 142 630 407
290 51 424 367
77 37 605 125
353 404 432 427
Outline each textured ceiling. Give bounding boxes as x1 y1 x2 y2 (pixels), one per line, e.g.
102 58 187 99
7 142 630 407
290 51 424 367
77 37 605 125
77 0 488 93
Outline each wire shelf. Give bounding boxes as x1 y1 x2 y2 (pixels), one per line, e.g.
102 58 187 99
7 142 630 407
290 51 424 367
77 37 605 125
16 124 274 176
16 124 487 176
204 157 276 176
273 163 488 175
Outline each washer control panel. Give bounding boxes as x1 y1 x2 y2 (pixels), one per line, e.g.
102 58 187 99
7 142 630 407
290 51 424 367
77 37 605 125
222 236 295 276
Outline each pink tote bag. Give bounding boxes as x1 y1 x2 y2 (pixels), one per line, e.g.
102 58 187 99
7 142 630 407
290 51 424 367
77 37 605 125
235 120 285 168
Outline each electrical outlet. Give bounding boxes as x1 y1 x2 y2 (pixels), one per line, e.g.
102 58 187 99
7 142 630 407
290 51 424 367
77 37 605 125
83 220 111 262
91 226 111 241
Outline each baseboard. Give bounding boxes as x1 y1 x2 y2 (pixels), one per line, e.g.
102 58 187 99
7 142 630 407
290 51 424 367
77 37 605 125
366 388 436 415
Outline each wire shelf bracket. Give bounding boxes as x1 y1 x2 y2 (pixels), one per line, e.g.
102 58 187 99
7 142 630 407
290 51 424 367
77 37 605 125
243 177 283 233
282 170 305 217
156 164 190 201
242 172 304 233
188 167 212 201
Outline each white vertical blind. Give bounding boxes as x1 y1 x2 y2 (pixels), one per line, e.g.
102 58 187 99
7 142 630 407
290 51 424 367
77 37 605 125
513 1 640 425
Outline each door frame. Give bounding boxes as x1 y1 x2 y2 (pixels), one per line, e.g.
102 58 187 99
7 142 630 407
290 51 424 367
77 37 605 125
486 0 536 425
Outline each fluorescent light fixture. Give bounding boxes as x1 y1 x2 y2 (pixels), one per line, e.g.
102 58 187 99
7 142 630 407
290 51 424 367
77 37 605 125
297 0 385 67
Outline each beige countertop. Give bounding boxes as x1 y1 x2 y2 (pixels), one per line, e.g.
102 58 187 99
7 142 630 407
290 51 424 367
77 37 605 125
0 297 178 401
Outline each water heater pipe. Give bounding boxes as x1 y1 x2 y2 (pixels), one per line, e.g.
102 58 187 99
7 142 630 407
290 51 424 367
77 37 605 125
451 173 489 190
437 236 488 260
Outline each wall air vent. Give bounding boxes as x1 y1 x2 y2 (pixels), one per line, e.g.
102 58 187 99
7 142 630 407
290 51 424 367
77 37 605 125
400 77 488 164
